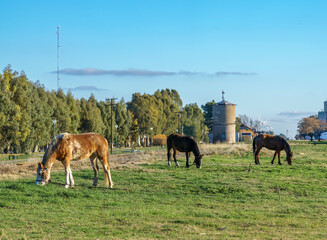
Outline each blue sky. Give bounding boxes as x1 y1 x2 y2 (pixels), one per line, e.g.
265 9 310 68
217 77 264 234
1 0 327 138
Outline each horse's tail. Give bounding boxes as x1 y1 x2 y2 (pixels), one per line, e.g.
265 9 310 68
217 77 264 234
252 136 256 154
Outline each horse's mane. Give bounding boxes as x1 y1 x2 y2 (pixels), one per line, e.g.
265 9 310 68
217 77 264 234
42 133 67 165
282 138 292 154
190 138 201 157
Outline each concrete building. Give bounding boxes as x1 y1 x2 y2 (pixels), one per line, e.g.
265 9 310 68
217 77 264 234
318 101 327 123
212 91 236 143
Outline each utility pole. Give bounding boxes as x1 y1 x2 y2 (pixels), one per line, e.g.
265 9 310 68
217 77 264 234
56 26 60 92
175 111 183 134
109 97 117 154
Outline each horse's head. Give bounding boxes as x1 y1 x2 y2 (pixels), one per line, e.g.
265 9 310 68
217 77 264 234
194 154 203 169
286 152 293 165
35 162 51 185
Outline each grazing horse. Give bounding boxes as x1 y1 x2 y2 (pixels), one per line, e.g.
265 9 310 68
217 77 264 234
253 134 293 165
167 133 203 168
35 133 113 188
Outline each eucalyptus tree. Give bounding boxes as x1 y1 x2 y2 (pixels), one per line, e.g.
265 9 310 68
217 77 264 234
154 89 182 135
79 94 105 135
201 100 215 132
66 90 80 134
23 81 53 152
183 103 208 142
115 98 132 147
0 66 20 152
97 98 114 143
127 93 152 136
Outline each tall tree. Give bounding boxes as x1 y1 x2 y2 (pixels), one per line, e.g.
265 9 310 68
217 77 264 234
298 116 327 141
66 90 80 134
98 98 115 144
51 89 72 135
115 98 132 147
24 81 53 152
297 116 319 141
183 103 208 142
0 66 20 152
315 119 327 141
154 89 182 135
201 100 215 132
79 94 105 134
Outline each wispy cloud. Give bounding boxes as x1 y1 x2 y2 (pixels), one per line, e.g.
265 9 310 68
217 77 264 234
278 111 316 118
69 85 105 91
215 71 257 76
56 68 182 77
53 68 256 77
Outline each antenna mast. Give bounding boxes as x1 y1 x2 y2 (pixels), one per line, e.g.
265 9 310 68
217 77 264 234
56 26 60 91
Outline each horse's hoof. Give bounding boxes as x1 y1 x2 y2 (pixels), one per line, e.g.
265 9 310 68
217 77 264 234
65 185 70 189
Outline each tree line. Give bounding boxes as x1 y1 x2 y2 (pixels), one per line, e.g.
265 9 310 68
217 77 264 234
0 66 208 153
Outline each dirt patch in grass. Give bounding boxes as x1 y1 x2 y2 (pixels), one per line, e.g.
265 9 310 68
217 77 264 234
0 151 167 181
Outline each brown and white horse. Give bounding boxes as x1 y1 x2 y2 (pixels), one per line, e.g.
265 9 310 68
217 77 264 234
253 134 293 165
167 133 203 168
35 133 113 188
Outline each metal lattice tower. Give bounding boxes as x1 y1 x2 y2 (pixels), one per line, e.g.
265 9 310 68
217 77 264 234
56 26 60 91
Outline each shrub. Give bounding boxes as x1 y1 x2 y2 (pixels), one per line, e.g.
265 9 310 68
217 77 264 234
153 134 167 146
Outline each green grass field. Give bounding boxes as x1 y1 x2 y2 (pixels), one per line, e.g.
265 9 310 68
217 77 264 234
0 142 326 239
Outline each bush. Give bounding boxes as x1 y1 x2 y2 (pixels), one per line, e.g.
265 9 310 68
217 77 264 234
153 134 167 146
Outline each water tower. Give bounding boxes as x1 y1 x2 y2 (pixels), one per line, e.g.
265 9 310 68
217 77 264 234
212 91 236 143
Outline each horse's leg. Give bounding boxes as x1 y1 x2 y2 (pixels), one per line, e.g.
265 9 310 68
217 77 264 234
271 152 277 165
185 152 189 168
69 167 74 187
278 151 282 165
254 148 262 165
90 154 99 186
173 149 180 167
167 147 172 167
63 159 72 188
99 154 113 188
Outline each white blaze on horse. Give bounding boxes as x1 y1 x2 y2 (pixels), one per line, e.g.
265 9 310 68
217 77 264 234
35 133 113 188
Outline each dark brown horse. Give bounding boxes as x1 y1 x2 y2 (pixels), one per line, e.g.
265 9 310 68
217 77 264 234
253 134 293 165
167 133 203 168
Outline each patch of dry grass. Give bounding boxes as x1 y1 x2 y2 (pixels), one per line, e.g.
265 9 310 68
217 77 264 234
0 150 167 181
199 143 252 156
0 163 37 180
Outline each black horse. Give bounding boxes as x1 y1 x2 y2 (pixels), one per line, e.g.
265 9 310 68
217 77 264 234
167 133 203 168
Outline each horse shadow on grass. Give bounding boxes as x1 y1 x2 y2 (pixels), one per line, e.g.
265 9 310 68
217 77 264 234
45 179 128 191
